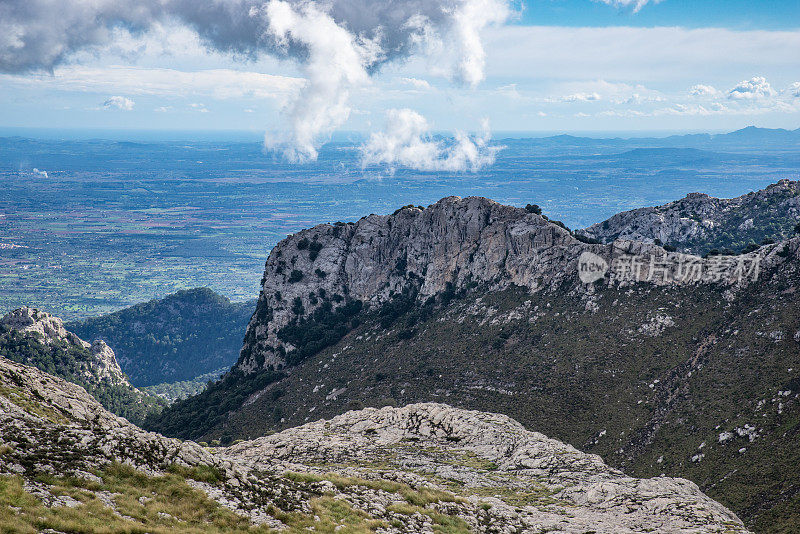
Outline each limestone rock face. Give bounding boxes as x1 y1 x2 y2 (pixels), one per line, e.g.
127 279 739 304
239 195 781 371
1 307 128 387
225 403 750 533
1 307 77 346
583 179 800 252
0 358 750 533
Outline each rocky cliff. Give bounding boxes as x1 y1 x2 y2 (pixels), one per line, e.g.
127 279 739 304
0 356 749 533
0 307 162 424
583 179 800 254
1 307 128 387
239 195 772 373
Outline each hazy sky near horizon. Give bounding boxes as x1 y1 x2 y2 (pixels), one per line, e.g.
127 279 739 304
1 0 798 141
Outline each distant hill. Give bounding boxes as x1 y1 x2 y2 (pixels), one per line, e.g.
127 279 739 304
0 307 162 424
67 288 255 387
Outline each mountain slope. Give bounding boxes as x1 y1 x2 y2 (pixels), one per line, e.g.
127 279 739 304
149 186 800 532
0 307 162 425
0 356 750 533
67 288 255 387
582 179 800 255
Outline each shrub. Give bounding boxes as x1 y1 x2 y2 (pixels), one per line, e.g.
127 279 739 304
525 204 542 215
288 269 304 283
308 241 323 261
297 238 310 250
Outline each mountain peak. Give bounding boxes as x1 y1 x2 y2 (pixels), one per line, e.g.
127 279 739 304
1 307 76 346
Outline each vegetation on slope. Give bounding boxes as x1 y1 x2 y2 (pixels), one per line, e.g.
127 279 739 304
142 367 228 403
0 325 162 425
170 247 800 533
143 368 285 443
67 288 255 387
0 462 394 534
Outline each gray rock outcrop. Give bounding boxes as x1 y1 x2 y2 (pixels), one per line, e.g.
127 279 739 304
0 357 750 533
583 179 800 252
1 307 128 386
239 195 784 371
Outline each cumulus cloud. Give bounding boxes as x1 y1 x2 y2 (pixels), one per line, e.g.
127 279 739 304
593 0 661 12
690 84 718 97
360 108 500 172
728 76 776 100
103 96 134 110
790 82 800 98
1 0 512 162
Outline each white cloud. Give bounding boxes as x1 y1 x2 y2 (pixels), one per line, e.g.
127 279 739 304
560 92 601 102
103 96 134 111
447 0 513 86
190 103 209 113
690 84 719 97
593 0 662 13
400 77 432 90
790 82 800 98
257 0 372 163
1 0 513 163
481 26 800 84
154 106 173 112
0 66 303 100
360 108 500 172
728 76 776 100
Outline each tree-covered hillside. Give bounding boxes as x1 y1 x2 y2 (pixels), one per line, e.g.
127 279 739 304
68 288 256 387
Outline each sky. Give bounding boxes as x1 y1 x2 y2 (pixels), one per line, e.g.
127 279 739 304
0 0 798 159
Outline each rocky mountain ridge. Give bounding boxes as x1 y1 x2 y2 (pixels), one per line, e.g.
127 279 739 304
148 181 800 532
0 356 750 533
1 307 128 387
239 195 775 373
583 179 800 254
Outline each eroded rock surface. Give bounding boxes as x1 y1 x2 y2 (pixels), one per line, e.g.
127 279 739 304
226 403 750 533
0 358 750 533
240 195 782 371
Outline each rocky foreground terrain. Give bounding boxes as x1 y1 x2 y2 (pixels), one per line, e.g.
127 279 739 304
0 356 750 533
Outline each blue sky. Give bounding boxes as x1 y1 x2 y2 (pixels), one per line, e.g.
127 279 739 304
0 0 798 144
518 0 800 31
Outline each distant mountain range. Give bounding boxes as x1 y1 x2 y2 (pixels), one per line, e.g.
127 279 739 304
498 126 800 152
